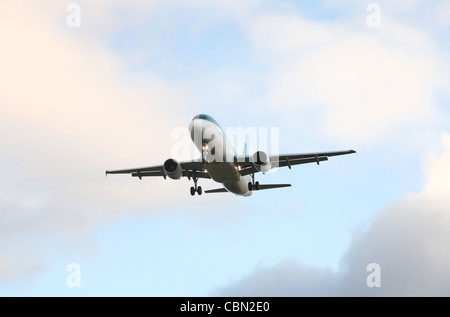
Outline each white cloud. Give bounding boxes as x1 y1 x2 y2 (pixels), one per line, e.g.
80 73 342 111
0 1 207 281
216 259 339 296
437 1 450 27
242 10 448 145
422 133 450 200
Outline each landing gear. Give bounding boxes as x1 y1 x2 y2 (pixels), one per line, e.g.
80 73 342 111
248 174 260 191
190 186 202 196
190 176 202 196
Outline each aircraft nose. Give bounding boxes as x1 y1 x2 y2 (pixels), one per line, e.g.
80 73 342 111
189 119 203 143
189 119 198 135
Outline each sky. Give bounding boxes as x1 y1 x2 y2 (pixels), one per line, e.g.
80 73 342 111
0 0 450 296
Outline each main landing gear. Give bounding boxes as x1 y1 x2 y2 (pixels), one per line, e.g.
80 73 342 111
248 173 260 191
190 176 202 196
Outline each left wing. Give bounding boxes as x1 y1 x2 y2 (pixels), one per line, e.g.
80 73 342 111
235 150 356 176
105 160 211 180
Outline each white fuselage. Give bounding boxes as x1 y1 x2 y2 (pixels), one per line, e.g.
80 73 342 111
189 118 252 196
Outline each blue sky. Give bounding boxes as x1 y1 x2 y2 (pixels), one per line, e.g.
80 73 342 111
1 0 450 296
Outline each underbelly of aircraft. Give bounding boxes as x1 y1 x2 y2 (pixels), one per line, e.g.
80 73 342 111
205 161 240 183
224 177 252 196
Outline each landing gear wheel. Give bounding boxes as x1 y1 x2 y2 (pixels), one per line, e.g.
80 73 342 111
248 182 253 191
190 175 201 196
255 181 260 191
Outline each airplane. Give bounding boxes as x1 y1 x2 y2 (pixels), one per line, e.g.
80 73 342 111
105 114 356 196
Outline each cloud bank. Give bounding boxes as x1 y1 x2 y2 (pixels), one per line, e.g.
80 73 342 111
243 9 447 145
0 1 195 281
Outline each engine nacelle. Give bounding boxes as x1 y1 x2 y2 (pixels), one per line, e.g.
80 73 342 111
252 151 271 173
163 158 182 180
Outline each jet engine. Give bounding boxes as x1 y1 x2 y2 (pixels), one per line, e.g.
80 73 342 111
163 158 182 180
252 151 271 173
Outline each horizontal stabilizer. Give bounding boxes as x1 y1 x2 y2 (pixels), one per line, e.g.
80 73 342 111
205 184 292 194
204 188 228 193
259 184 291 190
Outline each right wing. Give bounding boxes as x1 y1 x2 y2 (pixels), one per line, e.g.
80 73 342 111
235 150 356 176
105 160 211 180
273 150 356 169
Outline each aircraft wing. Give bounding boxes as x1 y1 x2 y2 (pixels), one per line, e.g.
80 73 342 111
105 160 211 180
236 150 356 176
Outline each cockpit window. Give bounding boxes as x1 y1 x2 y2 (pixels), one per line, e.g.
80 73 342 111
191 114 234 154
193 114 220 127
